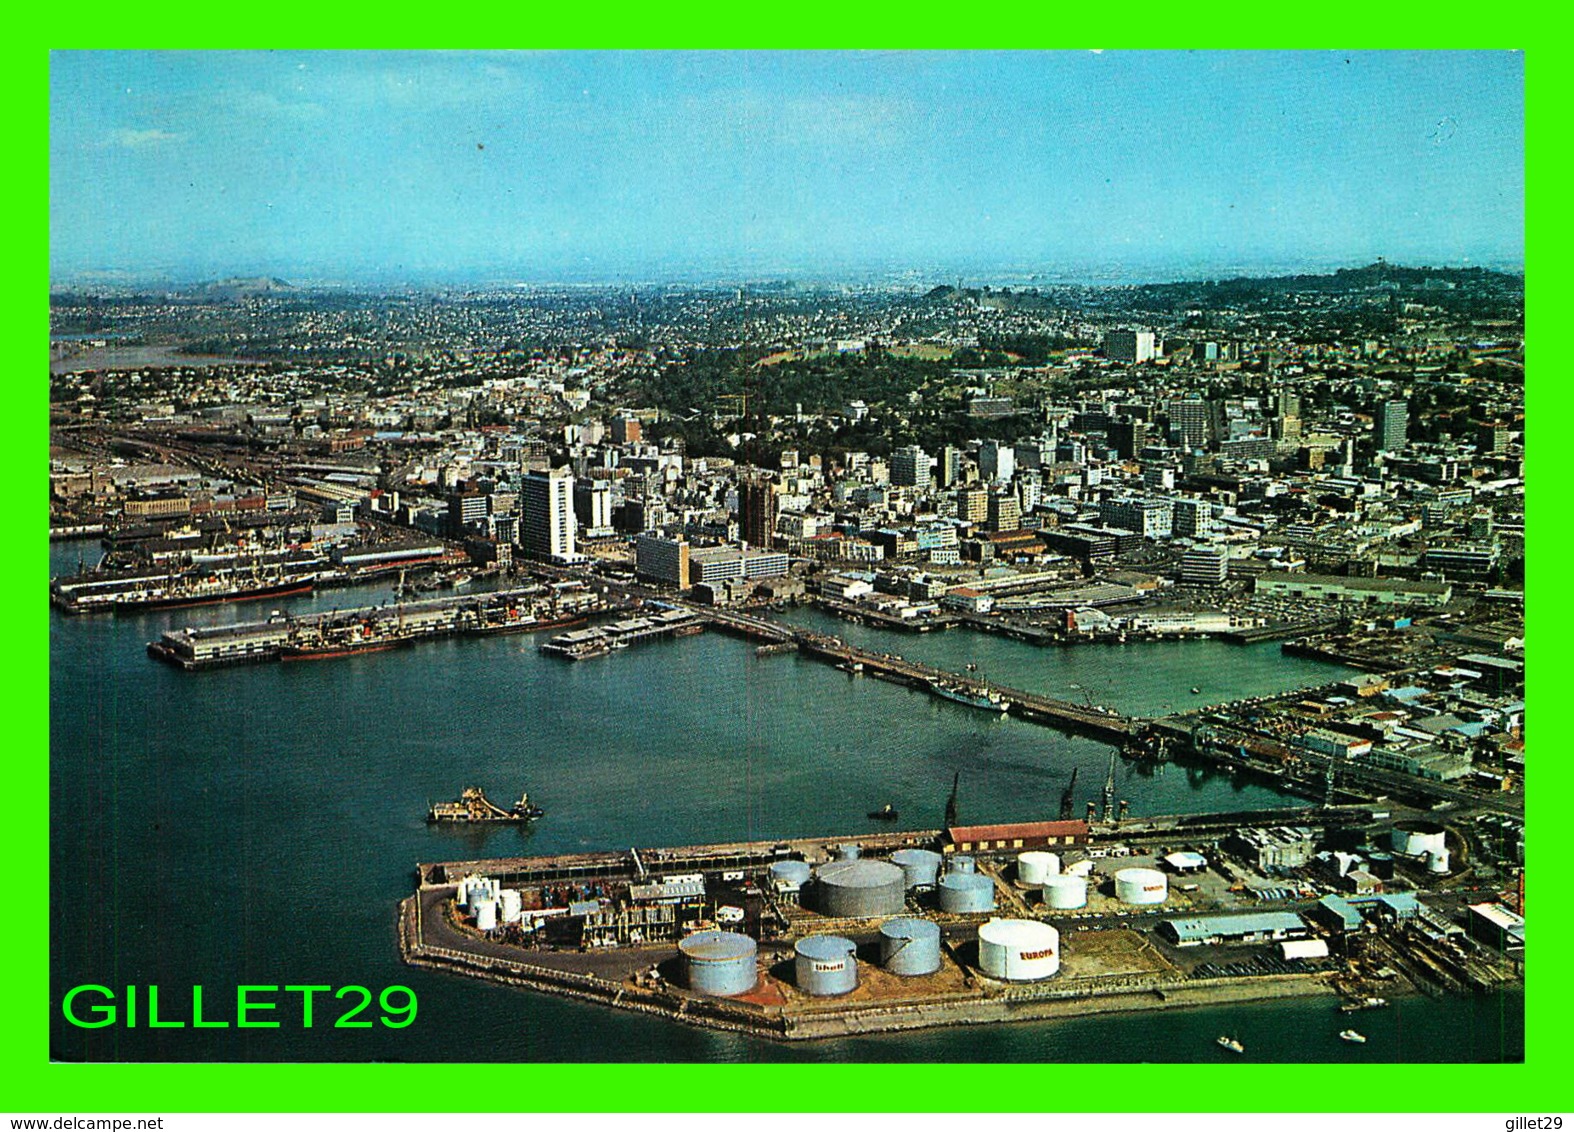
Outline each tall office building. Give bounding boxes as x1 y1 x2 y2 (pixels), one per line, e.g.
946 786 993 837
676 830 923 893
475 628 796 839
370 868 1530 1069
957 486 989 524
1109 417 1148 460
739 474 779 550
1105 329 1157 363
1374 400 1409 453
1179 546 1229 587
1172 497 1214 539
979 439 1015 483
1477 422 1509 455
937 445 963 489
574 480 615 537
891 445 932 491
1168 396 1211 451
522 467 577 561
987 490 1021 532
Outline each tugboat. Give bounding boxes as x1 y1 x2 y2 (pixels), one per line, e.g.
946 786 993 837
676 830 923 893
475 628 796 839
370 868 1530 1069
1216 1035 1245 1054
867 803 899 822
1339 1030 1367 1044
428 787 544 824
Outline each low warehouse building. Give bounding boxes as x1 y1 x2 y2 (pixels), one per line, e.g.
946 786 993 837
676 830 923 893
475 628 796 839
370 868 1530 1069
1279 938 1330 961
1157 912 1309 947
944 820 1089 853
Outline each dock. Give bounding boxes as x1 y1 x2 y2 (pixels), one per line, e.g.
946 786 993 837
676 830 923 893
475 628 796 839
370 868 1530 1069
147 586 629 669
538 609 707 659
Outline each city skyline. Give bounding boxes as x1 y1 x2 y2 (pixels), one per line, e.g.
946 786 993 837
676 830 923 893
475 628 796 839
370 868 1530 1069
50 50 1523 285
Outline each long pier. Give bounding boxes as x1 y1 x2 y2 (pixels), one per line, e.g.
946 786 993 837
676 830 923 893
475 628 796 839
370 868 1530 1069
694 608 1137 741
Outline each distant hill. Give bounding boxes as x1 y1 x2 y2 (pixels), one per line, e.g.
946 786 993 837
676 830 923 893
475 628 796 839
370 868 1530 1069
1138 261 1521 298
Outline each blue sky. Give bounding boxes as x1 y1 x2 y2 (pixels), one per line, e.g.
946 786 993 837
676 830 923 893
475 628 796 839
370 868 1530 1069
49 51 1524 284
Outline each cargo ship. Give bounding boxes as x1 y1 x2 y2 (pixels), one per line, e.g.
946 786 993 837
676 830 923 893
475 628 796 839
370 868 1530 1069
279 617 412 660
462 606 597 637
51 571 316 615
428 787 544 824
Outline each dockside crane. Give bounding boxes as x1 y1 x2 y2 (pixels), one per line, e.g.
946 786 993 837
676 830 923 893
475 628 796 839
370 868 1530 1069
1059 766 1079 821
1101 750 1117 823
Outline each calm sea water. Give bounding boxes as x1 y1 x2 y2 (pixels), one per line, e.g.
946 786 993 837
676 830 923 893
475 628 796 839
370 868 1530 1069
49 545 1524 1062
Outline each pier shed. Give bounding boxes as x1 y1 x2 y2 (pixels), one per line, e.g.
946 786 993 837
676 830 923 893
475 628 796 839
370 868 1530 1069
944 820 1088 854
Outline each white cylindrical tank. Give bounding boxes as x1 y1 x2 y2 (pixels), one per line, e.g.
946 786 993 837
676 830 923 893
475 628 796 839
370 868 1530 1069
977 918 1060 981
473 897 498 932
949 855 977 874
1115 867 1168 906
836 844 861 861
1064 859 1094 878
499 888 523 924
1017 851 1061 886
1427 849 1451 874
1391 822 1447 859
1043 873 1088 909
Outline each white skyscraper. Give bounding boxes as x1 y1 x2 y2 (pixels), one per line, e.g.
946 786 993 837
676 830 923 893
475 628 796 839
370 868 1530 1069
979 439 1015 483
522 466 578 562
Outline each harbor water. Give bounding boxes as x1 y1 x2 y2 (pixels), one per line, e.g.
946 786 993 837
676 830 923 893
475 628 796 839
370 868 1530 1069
49 545 1524 1062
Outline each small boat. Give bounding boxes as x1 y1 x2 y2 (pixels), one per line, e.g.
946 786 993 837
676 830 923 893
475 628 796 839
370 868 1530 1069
1340 996 1389 1013
867 803 899 822
1190 687 1202 694
1339 1030 1367 1044
1216 1035 1244 1054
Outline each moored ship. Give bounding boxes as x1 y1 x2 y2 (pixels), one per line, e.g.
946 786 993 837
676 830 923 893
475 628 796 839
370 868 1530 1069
931 680 1009 714
51 571 316 614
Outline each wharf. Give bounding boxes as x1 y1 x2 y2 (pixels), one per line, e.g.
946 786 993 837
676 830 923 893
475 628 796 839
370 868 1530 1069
539 609 707 659
1218 620 1343 645
792 630 1137 740
148 587 628 669
811 598 960 634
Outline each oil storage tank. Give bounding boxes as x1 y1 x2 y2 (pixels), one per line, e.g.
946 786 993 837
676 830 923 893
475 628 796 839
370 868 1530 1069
977 918 1060 981
938 872 996 914
679 930 758 997
1042 873 1088 909
813 858 907 918
879 917 942 976
473 897 498 933
499 888 523 924
795 935 859 996
1392 821 1447 859
769 859 812 899
948 855 977 874
890 848 943 889
1115 867 1168 906
1017 851 1061 885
